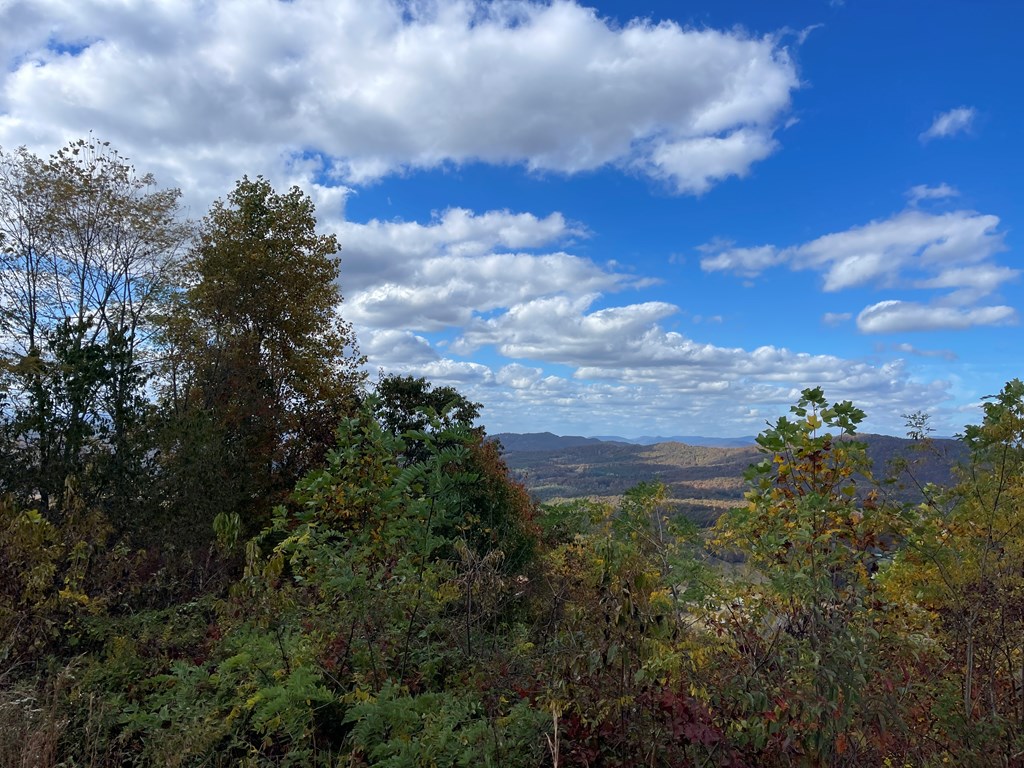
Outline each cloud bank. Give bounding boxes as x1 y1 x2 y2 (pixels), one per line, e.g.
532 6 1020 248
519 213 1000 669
338 208 956 436
1 0 799 201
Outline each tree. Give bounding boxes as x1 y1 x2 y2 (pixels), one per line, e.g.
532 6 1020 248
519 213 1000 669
711 388 907 764
160 177 364 536
886 379 1024 762
0 138 188 520
536 484 723 766
370 374 537 568
373 373 481 464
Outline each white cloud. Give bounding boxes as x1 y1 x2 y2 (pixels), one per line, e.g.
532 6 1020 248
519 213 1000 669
452 295 681 363
906 183 958 205
330 202 962 434
920 106 976 142
358 328 439 367
346 250 622 331
0 0 799 202
332 206 956 436
640 128 779 195
795 210 1005 291
454 295 903 389
334 207 650 331
915 264 1020 305
700 205 1015 332
857 300 1016 333
334 208 584 286
702 209 1006 289
698 244 782 276
496 364 545 390
795 24 824 45
402 294 953 435
414 359 496 386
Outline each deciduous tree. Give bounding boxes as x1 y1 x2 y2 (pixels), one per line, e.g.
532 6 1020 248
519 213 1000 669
0 138 188 521
711 388 906 764
886 378 1024 762
160 177 364 536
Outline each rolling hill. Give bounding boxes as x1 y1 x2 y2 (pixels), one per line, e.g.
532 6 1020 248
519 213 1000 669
493 433 964 526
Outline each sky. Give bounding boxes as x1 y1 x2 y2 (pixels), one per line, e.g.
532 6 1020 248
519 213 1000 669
1 0 1021 438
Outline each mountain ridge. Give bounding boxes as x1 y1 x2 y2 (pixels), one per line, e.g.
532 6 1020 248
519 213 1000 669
492 431 964 526
491 431 756 451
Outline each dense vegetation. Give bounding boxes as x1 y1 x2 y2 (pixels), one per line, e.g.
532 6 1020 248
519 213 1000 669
2 140 1023 767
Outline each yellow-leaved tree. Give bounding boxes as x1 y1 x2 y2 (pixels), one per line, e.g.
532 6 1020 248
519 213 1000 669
884 378 1024 763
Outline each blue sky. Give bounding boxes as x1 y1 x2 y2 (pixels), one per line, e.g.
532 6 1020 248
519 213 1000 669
2 0 1020 437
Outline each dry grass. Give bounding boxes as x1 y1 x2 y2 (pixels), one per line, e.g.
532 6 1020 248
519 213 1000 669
0 659 107 768
0 681 66 768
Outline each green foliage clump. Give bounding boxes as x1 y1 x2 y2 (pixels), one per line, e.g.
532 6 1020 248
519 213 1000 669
708 388 922 765
43 402 547 766
534 484 726 767
0 492 126 664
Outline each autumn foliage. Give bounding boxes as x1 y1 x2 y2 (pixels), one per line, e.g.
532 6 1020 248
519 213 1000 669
2 139 1024 767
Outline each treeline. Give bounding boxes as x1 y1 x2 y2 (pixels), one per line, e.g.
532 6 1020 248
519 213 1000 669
0 138 364 549
1 140 1023 766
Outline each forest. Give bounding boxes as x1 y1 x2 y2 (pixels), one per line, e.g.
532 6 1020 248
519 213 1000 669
2 139 1023 767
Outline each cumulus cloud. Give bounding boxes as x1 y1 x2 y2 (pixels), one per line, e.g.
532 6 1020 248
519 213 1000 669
640 128 779 195
915 264 1020 305
358 328 439 367
920 107 976 142
412 292 954 434
700 204 1015 332
420 353 949 436
413 359 496 385
454 295 901 387
857 300 1016 333
335 208 586 286
452 295 680 362
345 249 620 331
496 364 545 390
0 0 799 202
698 243 783 277
328 197 963 434
334 207 653 331
332 204 954 435
321 207 960 437
701 209 1007 288
804 210 1005 292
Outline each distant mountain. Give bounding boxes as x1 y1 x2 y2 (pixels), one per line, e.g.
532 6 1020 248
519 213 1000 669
592 434 757 447
491 432 756 451
490 432 606 452
495 431 964 526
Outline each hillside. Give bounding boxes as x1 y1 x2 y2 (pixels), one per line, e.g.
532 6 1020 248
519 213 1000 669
497 433 964 525
591 434 757 447
489 431 607 451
